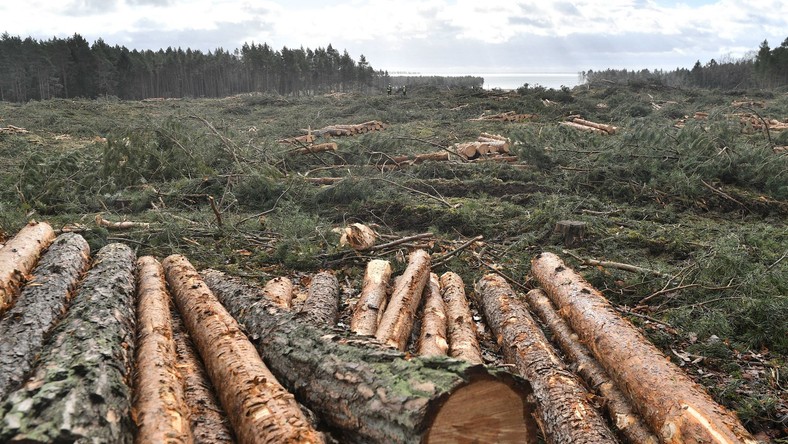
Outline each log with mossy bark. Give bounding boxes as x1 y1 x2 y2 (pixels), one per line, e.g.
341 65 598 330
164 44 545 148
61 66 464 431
163 255 323 444
375 249 432 350
475 274 618 443
298 271 339 326
439 272 483 365
0 243 137 444
133 256 194 443
202 269 539 444
0 233 90 399
0 220 56 315
351 259 392 336
531 252 758 444
526 288 657 444
417 273 448 357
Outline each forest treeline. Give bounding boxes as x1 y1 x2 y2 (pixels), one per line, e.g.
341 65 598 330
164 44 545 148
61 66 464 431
584 38 788 90
0 33 482 102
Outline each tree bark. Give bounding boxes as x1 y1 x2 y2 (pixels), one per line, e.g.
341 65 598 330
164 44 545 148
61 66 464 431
133 256 194 444
351 259 392 336
171 310 235 443
375 249 431 350
439 272 483 365
163 255 323 444
475 274 618 444
0 243 137 444
531 252 757 444
263 276 293 309
560 121 607 134
0 220 56 315
202 269 539 444
0 233 90 399
298 271 339 326
526 289 657 444
417 273 448 357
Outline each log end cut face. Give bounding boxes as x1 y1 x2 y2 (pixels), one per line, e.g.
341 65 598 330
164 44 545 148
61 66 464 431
424 374 538 444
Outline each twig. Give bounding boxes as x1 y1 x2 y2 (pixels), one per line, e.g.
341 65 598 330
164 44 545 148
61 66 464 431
433 235 483 267
743 106 773 146
393 136 469 162
189 115 245 165
614 306 674 329
562 250 670 278
479 261 531 293
207 195 223 228
767 251 787 271
234 184 291 227
700 179 750 212
638 280 737 306
370 177 457 208
361 232 434 252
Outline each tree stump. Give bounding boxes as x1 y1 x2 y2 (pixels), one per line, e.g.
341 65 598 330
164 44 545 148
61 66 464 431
554 220 587 247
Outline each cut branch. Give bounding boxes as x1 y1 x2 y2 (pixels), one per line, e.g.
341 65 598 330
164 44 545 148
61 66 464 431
95 213 151 230
439 272 483 365
351 259 392 336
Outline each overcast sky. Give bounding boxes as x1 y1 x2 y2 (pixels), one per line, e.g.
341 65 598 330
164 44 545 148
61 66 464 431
2 0 786 74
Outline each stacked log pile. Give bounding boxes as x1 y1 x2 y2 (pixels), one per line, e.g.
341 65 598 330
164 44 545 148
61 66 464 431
470 111 536 122
453 132 514 160
0 221 758 443
560 116 619 135
279 121 387 145
0 125 29 135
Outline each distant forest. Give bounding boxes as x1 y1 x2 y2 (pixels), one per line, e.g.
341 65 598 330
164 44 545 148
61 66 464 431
583 38 788 90
0 33 486 102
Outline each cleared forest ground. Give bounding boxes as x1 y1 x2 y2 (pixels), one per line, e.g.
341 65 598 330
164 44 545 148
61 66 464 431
0 82 786 441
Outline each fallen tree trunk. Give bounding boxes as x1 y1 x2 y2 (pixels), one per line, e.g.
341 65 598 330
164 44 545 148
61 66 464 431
573 118 618 134
134 256 194 444
163 255 323 444
295 142 337 155
439 272 483 365
0 233 90 399
0 220 56 314
263 276 294 309
0 243 137 443
375 249 431 350
526 289 657 444
203 269 539 444
560 121 608 134
95 213 151 230
413 152 449 163
298 271 339 326
417 273 448 357
351 259 392 336
171 310 235 443
531 252 757 444
475 274 617 443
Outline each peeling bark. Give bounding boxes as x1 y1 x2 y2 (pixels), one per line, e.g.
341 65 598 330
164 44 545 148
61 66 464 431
263 277 293 309
526 288 657 444
417 273 448 357
476 274 617 444
298 271 339 326
163 255 323 444
0 243 137 443
203 269 538 444
133 256 194 444
0 233 90 399
0 221 56 315
531 252 757 444
350 259 392 336
375 249 431 350
439 272 483 365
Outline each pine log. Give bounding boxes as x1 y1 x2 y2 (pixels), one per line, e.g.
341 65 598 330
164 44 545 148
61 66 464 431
263 276 294 309
202 269 539 444
475 274 618 443
455 142 479 159
298 271 339 326
560 121 607 134
171 310 235 443
439 272 483 365
295 142 337 155
163 255 323 444
375 249 432 350
133 256 194 444
417 273 448 357
0 221 55 314
350 259 392 336
0 243 136 443
413 152 449 163
531 252 757 444
95 214 151 230
526 289 657 444
0 233 90 399
573 118 618 134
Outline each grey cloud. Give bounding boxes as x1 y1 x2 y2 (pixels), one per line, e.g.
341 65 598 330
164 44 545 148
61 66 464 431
65 0 120 15
126 0 173 5
508 15 551 28
552 2 580 16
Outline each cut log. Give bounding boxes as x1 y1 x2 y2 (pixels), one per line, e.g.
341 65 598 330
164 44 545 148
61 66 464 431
439 272 483 365
573 118 618 134
202 269 539 444
163 255 323 444
0 243 137 443
350 259 392 336
526 288 658 444
0 220 55 315
0 233 90 399
455 142 479 159
531 252 757 444
339 223 377 250
417 273 448 357
413 152 449 163
560 121 607 134
263 276 294 309
295 142 337 155
95 213 151 230
554 220 587 248
133 256 194 444
475 274 618 443
171 310 235 443
375 249 432 350
298 271 339 326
